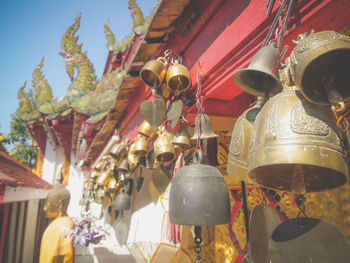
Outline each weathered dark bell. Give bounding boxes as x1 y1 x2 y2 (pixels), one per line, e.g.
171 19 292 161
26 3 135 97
115 188 131 211
169 150 230 226
191 113 217 140
233 45 282 96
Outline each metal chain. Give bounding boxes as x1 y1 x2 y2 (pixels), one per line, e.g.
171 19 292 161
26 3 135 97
195 63 205 150
194 226 202 263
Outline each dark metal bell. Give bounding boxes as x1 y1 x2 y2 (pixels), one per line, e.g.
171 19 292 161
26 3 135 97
191 113 218 140
115 188 131 210
169 150 230 226
234 45 282 96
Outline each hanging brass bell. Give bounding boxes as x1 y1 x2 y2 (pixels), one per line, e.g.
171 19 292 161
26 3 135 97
154 126 175 162
97 171 112 187
191 113 217 140
227 99 262 183
290 30 350 105
115 188 131 211
140 57 168 88
172 128 191 149
138 120 155 138
234 45 282 96
131 135 148 156
249 82 348 192
127 145 138 172
108 178 119 193
169 150 230 225
94 187 106 204
118 158 129 174
166 60 191 95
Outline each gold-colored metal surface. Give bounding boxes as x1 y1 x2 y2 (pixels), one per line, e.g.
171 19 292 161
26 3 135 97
140 57 167 88
154 126 175 162
290 30 350 105
152 83 173 99
97 171 112 187
138 120 155 138
191 113 218 140
140 99 166 130
173 128 191 148
234 45 282 96
227 101 261 183
249 83 348 192
132 135 148 156
166 61 191 95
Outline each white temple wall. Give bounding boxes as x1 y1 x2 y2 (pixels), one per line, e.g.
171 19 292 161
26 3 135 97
41 136 64 184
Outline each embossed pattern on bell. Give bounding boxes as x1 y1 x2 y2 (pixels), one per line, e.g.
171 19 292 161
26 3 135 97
291 30 350 104
154 127 175 162
249 85 348 192
228 102 261 183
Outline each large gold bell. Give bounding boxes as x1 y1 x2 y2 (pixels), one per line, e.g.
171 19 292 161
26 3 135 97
138 120 155 138
234 45 282 96
249 85 348 192
131 135 148 156
166 61 191 95
191 113 217 140
290 30 350 105
140 57 167 88
154 126 175 162
172 128 191 149
227 100 262 183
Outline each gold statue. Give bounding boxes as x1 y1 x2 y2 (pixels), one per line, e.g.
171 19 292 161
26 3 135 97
40 171 74 263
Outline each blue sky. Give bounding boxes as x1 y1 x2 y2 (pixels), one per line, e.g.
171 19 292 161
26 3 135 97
0 0 156 135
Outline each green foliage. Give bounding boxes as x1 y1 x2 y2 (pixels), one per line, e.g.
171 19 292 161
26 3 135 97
2 112 37 169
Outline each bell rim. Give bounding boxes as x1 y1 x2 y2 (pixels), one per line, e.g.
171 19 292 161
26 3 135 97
233 68 282 96
248 143 348 192
294 47 350 105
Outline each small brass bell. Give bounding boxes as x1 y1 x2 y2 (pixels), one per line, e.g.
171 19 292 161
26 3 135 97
191 113 217 140
140 57 168 88
97 171 112 187
169 150 230 225
249 83 348 191
108 178 119 193
132 135 148 156
234 45 282 96
94 187 106 204
290 30 350 105
115 188 131 211
138 120 155 138
227 99 262 183
172 128 191 149
166 60 191 95
154 126 175 162
127 146 138 172
118 158 129 177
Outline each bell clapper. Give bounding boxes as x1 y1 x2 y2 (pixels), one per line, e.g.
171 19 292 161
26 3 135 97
194 226 202 263
291 164 306 195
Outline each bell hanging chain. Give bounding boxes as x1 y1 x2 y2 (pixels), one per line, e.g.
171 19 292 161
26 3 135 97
194 226 203 263
263 0 294 50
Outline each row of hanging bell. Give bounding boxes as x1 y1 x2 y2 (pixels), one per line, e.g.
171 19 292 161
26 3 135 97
140 56 191 99
229 35 349 192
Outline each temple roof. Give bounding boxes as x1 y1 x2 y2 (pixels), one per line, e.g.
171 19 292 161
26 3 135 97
0 151 52 189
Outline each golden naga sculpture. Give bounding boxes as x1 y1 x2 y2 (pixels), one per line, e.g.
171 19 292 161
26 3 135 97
40 172 74 263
